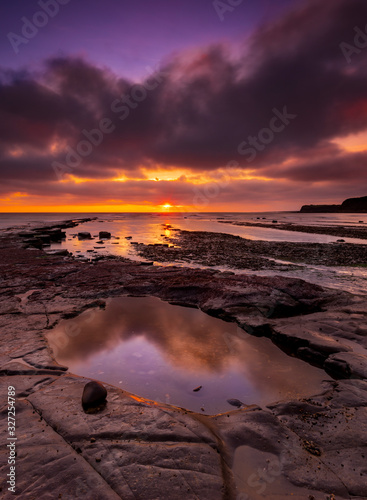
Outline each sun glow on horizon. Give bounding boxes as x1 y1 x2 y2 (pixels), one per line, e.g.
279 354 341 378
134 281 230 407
160 202 181 212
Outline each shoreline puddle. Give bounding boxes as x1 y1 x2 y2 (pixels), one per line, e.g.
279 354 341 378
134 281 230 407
47 296 330 414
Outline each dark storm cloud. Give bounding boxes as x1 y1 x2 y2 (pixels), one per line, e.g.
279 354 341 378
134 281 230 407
147 0 367 167
270 151 367 183
0 0 366 193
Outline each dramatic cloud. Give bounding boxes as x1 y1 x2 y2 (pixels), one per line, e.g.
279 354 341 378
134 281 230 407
0 0 366 209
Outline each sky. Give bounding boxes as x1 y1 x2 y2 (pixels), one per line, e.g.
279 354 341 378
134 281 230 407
0 0 366 212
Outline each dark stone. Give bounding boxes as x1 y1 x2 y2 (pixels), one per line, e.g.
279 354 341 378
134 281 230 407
78 232 92 240
46 249 70 256
23 238 43 249
99 231 111 239
82 381 107 409
47 229 66 241
37 234 51 244
193 386 202 392
227 398 244 408
18 231 37 238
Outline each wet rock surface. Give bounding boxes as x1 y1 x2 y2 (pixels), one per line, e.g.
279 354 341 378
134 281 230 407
137 229 367 268
0 225 366 499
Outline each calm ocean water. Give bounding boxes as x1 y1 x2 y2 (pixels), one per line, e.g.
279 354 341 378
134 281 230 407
1 210 366 230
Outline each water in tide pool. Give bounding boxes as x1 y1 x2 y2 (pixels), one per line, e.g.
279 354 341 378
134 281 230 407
46 296 331 415
2 211 367 294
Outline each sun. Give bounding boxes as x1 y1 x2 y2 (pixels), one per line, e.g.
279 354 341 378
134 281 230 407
161 203 172 211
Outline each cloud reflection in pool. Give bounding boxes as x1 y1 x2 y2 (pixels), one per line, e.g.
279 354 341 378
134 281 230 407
47 296 330 414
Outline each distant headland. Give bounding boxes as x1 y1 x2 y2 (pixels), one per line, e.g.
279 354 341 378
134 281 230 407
300 196 367 213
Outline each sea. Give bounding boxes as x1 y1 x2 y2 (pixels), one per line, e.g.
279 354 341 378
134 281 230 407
1 211 367 294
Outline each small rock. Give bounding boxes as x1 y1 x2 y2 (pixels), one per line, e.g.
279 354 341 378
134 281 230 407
46 249 69 256
18 231 37 238
99 231 111 239
227 398 244 408
37 234 51 244
82 381 107 409
23 238 44 249
302 439 322 456
193 386 202 392
78 232 92 240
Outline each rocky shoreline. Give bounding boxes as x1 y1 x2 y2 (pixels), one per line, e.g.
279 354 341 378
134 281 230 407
0 223 366 499
137 229 367 268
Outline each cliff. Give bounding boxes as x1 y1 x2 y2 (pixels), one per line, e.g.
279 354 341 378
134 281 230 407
300 196 367 213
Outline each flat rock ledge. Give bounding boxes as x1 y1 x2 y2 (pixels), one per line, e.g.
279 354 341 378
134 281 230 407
0 231 366 499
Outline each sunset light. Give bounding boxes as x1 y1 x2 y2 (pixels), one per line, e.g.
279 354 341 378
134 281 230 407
1 1 367 498
1 0 366 212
